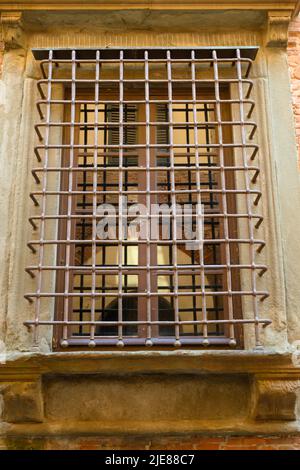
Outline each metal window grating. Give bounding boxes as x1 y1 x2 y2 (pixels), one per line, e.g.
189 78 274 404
25 47 270 349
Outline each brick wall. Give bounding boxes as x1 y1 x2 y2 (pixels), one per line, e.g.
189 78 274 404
52 435 300 450
288 14 300 164
3 435 300 450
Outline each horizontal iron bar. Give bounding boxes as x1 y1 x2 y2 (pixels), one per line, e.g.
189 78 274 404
28 213 264 220
64 337 235 346
24 318 271 326
37 77 254 84
36 98 255 105
24 291 269 298
33 143 259 149
63 337 236 347
25 264 267 271
27 238 266 246
30 189 262 196
35 120 257 127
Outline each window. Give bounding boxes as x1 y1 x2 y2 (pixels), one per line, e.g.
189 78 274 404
25 48 270 349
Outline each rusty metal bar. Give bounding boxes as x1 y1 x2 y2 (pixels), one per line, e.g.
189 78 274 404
236 48 262 349
191 50 208 344
88 49 101 348
213 49 235 346
117 50 124 347
33 49 53 346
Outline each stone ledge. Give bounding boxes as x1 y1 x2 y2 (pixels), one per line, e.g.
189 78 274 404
1 350 300 379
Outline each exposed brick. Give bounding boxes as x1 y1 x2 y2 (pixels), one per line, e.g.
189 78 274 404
4 435 298 450
288 14 300 168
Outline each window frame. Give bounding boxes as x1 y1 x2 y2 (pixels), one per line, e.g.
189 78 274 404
53 86 243 349
24 47 270 351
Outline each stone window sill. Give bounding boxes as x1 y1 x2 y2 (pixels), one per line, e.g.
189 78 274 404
0 349 298 378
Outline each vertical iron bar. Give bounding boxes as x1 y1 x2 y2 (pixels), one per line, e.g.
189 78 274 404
191 51 208 343
167 50 180 347
117 50 124 347
78 103 87 336
34 49 53 346
236 49 261 348
89 50 100 347
185 102 197 336
101 104 108 324
144 51 153 346
212 50 236 346
61 50 76 347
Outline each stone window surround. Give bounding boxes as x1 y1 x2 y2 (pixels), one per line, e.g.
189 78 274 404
0 3 300 432
1 2 299 366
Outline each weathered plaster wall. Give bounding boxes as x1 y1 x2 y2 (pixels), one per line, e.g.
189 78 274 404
0 42 3 76
0 48 27 349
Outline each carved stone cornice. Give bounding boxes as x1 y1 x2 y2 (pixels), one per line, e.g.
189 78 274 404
0 0 297 12
293 0 300 17
0 11 26 50
0 3 296 51
266 10 292 47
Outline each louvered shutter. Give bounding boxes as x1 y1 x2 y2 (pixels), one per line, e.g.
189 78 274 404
106 104 169 166
156 104 170 167
107 104 137 166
